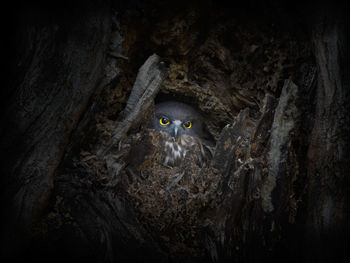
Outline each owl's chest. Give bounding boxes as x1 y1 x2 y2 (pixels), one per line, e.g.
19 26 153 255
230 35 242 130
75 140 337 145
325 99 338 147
163 141 188 166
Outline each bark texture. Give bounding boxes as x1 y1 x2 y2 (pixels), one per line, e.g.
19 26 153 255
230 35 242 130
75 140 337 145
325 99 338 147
1 1 349 263
305 8 350 262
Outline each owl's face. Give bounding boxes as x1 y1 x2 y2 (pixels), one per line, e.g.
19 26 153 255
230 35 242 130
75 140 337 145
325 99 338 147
149 101 204 139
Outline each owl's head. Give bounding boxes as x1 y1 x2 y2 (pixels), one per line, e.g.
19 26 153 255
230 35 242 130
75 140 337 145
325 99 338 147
149 101 204 139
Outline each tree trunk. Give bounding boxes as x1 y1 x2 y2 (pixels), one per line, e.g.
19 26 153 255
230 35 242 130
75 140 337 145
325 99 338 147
305 6 350 262
1 0 112 257
1 1 349 263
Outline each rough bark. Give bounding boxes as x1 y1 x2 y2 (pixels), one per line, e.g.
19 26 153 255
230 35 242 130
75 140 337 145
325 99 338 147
1 0 112 258
305 8 350 262
98 53 169 156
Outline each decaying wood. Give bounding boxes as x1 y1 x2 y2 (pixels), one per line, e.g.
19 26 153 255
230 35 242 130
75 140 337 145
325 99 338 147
97 54 168 157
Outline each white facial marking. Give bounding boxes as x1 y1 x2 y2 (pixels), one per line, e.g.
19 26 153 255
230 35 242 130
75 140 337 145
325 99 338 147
173 120 182 126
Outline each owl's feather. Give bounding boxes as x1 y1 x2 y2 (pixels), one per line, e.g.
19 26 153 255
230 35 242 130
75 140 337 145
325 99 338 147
148 101 205 139
145 101 214 167
159 131 206 166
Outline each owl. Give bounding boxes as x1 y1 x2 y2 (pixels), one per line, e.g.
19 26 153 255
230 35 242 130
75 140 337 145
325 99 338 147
148 101 210 166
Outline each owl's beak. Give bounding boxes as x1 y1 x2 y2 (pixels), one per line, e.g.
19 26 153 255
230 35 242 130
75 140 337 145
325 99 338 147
173 127 179 138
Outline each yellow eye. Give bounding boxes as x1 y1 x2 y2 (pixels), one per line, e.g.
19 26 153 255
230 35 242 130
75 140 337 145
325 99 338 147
183 121 192 129
160 117 170 126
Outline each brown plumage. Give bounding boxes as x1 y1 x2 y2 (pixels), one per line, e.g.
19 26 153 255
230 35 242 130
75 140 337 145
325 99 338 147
147 101 212 167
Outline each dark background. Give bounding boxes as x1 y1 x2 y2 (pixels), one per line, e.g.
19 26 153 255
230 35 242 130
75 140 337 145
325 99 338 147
1 1 349 262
